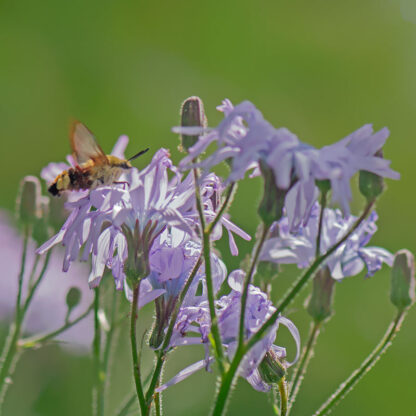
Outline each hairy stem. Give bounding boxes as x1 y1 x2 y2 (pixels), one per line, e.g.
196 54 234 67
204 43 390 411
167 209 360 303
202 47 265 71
313 310 406 416
130 282 147 415
278 377 288 416
193 167 225 372
212 201 374 416
20 304 93 347
238 223 270 347
287 321 321 414
0 247 51 409
145 256 203 410
93 287 104 416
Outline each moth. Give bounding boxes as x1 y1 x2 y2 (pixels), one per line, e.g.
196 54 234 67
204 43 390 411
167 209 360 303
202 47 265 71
48 121 148 196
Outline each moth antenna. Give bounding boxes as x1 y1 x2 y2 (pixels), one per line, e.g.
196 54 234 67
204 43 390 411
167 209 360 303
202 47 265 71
128 148 150 162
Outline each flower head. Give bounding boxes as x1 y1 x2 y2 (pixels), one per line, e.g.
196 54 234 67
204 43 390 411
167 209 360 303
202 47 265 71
37 148 248 289
178 99 399 229
158 270 300 393
261 203 393 279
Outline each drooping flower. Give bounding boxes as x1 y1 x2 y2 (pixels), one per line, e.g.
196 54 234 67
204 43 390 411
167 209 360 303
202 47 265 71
178 99 399 229
157 270 300 393
37 148 249 289
260 203 393 279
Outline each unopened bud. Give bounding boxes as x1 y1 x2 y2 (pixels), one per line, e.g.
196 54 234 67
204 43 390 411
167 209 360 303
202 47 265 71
258 162 287 226
32 197 51 245
258 350 286 385
359 150 384 202
16 176 42 224
179 96 207 152
66 287 82 311
390 249 415 311
306 266 336 322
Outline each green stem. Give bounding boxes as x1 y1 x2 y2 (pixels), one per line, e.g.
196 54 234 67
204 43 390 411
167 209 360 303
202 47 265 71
93 288 104 416
16 228 29 319
130 282 147 415
316 192 327 258
238 223 270 347
287 321 321 414
117 394 137 416
20 303 93 347
212 201 374 416
22 251 52 316
313 310 406 416
193 167 225 373
145 256 203 408
278 377 288 416
0 238 48 408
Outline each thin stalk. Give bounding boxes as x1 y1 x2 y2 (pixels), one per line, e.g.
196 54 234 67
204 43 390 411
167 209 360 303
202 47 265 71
247 200 374 351
22 251 52 315
287 321 321 414
193 167 225 372
278 377 288 416
238 223 270 347
316 192 327 258
313 310 406 416
20 304 93 347
130 282 147 415
93 287 104 416
0 239 48 408
212 201 374 416
145 256 203 408
117 395 137 416
16 228 29 318
117 369 157 416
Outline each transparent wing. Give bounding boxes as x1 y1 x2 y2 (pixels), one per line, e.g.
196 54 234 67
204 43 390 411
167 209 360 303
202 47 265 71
70 121 108 165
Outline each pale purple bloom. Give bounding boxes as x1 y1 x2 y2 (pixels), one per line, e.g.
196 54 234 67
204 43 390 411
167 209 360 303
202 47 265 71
178 99 399 229
158 270 300 393
37 148 248 289
0 212 93 352
261 203 393 279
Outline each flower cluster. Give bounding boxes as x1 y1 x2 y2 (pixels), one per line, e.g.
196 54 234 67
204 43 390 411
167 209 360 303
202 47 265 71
159 270 300 393
37 149 249 291
260 202 393 279
179 99 399 229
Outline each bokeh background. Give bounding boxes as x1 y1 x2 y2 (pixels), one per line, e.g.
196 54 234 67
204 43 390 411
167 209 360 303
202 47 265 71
1 0 416 415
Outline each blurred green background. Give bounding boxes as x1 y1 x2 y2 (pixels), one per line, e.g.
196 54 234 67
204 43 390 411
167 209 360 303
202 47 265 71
1 0 416 415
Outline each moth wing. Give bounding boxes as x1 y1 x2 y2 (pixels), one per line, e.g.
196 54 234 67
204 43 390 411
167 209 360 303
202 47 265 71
70 121 108 165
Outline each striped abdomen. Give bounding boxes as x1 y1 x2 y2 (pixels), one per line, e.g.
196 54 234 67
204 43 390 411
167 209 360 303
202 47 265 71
48 167 94 196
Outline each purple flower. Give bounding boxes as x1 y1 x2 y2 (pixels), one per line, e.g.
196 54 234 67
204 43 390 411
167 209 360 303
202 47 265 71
37 148 248 289
178 99 399 229
260 203 393 279
158 270 300 393
0 212 93 352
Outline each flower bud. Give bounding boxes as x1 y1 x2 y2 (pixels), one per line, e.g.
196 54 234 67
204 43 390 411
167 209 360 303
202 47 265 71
66 287 82 311
32 196 51 246
258 350 286 385
16 176 42 224
179 96 207 152
390 249 415 311
258 162 287 226
306 266 336 322
359 150 384 202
